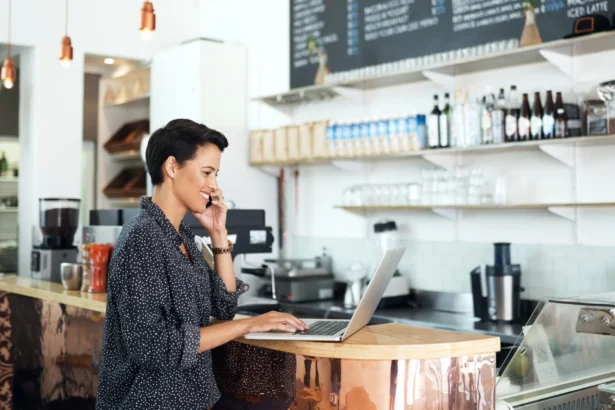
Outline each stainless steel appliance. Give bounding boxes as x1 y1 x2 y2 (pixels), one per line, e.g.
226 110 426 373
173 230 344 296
254 249 335 303
470 242 523 323
31 198 80 283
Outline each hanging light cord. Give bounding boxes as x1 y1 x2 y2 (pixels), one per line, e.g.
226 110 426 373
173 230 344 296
7 0 11 57
64 0 68 36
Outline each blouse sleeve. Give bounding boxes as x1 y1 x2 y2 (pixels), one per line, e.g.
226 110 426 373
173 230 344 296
116 232 201 371
207 265 245 321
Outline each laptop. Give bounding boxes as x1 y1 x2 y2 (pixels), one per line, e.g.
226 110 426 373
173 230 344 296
242 247 406 342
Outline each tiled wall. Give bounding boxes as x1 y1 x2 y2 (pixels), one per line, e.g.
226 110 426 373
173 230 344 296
287 236 615 301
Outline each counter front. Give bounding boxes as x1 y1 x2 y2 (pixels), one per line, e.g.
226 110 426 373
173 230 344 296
0 274 500 409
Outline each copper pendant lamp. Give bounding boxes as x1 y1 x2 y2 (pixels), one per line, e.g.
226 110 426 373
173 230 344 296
1 0 15 89
140 1 156 40
59 0 73 67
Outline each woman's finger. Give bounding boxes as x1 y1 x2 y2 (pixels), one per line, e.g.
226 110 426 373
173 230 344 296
274 323 296 333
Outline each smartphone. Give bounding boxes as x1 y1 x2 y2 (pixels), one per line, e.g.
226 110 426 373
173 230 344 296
206 195 213 208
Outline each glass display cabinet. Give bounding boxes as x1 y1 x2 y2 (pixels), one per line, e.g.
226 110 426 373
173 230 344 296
497 293 615 409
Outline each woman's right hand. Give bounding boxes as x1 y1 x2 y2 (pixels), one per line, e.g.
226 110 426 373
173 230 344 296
243 311 309 334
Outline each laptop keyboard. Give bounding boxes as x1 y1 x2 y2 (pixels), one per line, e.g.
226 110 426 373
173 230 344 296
297 320 349 336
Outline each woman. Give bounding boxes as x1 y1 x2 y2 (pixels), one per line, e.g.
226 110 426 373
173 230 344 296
96 119 307 410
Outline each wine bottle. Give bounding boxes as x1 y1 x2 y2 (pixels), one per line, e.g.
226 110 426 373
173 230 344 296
554 92 568 138
542 90 555 139
505 85 521 142
519 93 531 141
428 94 441 149
439 93 451 148
530 91 543 140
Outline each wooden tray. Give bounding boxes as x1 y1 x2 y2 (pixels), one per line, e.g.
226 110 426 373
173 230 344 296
103 119 150 154
103 167 146 198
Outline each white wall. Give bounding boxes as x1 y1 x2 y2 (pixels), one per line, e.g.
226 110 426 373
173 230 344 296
199 0 615 299
5 0 202 275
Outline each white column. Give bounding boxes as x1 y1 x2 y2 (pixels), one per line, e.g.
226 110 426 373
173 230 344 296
17 45 84 276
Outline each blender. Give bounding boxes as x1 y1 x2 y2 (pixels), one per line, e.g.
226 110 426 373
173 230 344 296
31 198 81 283
368 220 409 308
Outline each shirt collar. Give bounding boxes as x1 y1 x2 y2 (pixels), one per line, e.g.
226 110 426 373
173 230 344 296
140 196 185 247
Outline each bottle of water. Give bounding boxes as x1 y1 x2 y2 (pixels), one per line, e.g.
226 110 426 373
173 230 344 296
378 116 389 155
396 113 408 153
361 118 371 156
326 120 337 157
388 116 400 153
335 120 345 157
352 120 362 157
416 114 428 150
369 117 380 155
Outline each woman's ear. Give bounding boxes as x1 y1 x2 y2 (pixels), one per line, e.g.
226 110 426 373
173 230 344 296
162 156 178 181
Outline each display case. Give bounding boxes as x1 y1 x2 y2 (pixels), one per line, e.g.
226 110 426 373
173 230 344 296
497 294 615 409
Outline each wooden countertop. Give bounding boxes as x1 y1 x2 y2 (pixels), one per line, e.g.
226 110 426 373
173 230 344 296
0 275 500 360
0 275 107 313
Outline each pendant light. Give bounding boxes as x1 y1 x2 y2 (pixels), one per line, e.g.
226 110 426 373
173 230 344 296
59 0 73 68
1 0 15 89
139 1 155 40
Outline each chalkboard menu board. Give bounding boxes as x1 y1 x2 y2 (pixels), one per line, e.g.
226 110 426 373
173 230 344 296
290 0 615 89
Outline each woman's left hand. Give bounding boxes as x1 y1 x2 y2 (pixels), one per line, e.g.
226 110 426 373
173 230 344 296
192 188 227 237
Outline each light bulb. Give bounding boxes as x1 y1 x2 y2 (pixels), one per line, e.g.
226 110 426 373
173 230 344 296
140 28 153 40
3 79 13 89
104 57 115 65
60 59 71 68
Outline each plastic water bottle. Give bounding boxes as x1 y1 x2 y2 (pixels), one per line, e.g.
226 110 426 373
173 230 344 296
351 120 362 157
369 117 380 155
326 121 337 157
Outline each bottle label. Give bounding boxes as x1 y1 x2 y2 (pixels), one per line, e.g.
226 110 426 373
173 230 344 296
542 115 554 136
555 119 567 138
427 115 439 147
530 116 542 137
505 115 517 137
518 117 530 137
439 114 449 146
360 122 370 138
378 120 387 137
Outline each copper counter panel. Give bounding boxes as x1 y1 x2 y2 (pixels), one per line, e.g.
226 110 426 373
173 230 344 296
1 293 497 409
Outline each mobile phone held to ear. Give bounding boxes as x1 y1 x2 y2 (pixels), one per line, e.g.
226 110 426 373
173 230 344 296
206 195 213 208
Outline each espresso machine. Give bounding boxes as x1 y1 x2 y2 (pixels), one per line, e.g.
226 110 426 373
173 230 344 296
31 198 81 283
470 242 523 323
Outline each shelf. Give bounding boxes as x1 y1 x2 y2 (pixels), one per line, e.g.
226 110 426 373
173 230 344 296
103 93 150 107
251 134 615 169
0 176 18 182
0 207 18 213
254 31 615 107
108 150 141 161
335 202 615 221
107 198 141 208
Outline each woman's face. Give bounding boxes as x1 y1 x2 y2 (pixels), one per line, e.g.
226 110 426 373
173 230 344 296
170 143 221 213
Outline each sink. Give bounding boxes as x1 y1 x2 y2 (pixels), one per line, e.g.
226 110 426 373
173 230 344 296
236 303 394 326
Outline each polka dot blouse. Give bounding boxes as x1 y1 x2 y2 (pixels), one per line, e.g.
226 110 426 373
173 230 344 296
96 197 244 410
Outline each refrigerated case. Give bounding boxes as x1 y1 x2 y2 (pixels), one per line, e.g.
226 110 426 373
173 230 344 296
497 294 615 409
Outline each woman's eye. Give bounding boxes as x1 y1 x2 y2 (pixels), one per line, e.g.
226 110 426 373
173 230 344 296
204 172 211 176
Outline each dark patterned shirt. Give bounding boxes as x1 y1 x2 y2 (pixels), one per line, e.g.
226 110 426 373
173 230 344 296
96 197 244 410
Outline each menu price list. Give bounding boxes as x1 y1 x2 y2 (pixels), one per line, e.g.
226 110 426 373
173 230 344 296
290 0 615 89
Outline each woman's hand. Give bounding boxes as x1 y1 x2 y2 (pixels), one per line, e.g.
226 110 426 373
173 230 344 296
243 311 309 334
192 188 227 238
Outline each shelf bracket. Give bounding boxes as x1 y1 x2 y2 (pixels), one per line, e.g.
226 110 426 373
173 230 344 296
547 206 576 221
420 153 457 169
539 47 574 77
422 69 456 90
538 144 575 167
331 159 366 173
431 208 457 220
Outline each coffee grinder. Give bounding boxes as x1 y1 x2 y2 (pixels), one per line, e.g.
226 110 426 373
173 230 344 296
31 198 80 283
470 242 524 323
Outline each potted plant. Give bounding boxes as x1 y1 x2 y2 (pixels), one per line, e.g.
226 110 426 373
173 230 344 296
520 0 542 47
307 34 331 85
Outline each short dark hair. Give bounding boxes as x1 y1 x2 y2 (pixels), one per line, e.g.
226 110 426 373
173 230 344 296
145 119 229 185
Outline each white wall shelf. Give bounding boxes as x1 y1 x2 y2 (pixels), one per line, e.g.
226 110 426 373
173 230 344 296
254 31 615 108
0 177 18 182
0 207 18 213
251 134 615 169
335 202 615 219
108 150 142 162
103 93 150 108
